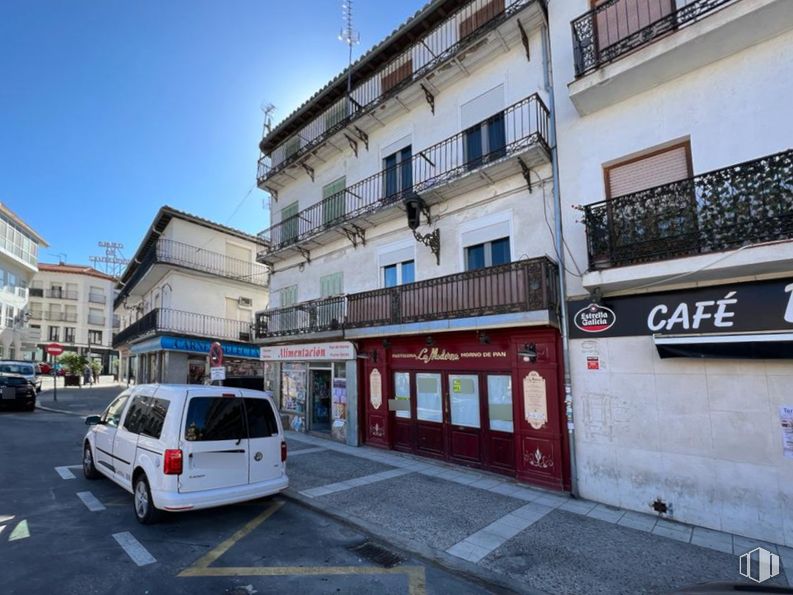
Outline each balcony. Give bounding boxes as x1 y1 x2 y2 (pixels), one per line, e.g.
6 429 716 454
582 149 793 274
29 288 44 298
568 0 793 114
45 289 78 300
113 308 254 348
116 238 268 306
257 0 545 190
256 257 558 339
258 94 550 264
89 293 107 304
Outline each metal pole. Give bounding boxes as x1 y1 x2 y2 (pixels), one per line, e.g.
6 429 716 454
541 15 579 498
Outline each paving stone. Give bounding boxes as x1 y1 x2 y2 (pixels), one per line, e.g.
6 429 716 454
446 540 492 563
617 511 658 533
733 535 779 555
466 530 508 551
691 527 733 554
587 504 626 524
533 493 568 508
510 502 554 524
470 477 505 490
559 498 598 515
653 520 693 543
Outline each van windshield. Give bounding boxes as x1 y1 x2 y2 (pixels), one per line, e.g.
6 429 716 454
0 364 34 375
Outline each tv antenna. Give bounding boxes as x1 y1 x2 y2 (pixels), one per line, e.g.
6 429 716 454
89 241 129 278
339 0 360 102
260 102 276 136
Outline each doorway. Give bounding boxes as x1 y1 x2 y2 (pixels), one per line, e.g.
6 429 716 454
310 368 332 432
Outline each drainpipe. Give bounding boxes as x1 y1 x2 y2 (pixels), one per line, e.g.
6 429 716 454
540 5 579 498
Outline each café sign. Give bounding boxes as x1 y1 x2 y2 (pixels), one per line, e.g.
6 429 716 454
567 278 793 339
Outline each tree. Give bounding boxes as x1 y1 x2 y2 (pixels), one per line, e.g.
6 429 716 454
58 352 88 376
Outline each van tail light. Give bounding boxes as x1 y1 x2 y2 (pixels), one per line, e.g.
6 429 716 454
164 449 183 475
281 441 287 463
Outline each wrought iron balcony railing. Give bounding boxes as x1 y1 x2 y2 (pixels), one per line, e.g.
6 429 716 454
258 94 549 257
256 257 558 338
46 289 79 300
113 308 254 348
257 0 536 186
572 0 736 77
583 149 793 269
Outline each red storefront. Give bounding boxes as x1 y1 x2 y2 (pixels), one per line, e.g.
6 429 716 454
357 327 570 491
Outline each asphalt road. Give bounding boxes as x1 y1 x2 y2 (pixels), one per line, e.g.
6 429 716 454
0 403 499 595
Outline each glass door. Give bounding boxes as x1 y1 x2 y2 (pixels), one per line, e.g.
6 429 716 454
415 373 444 456
447 374 483 464
485 374 515 472
392 372 413 451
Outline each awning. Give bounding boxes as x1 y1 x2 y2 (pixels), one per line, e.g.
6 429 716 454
654 332 793 359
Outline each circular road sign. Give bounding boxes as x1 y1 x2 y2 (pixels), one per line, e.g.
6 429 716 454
209 342 223 367
46 343 64 356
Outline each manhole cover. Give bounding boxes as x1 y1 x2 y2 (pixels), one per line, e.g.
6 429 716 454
348 541 404 568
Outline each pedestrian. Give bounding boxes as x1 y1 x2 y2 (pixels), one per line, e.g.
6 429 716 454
83 363 93 387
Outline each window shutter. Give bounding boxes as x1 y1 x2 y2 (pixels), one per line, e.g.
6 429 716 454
594 0 674 54
280 286 297 307
320 273 343 298
607 144 690 198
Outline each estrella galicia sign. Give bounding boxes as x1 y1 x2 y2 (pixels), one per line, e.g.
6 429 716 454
573 303 616 333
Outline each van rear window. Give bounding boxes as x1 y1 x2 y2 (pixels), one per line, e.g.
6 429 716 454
244 398 279 438
185 397 245 442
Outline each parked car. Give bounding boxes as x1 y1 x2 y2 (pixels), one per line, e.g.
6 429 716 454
83 384 288 524
0 373 37 411
38 362 65 377
0 361 41 393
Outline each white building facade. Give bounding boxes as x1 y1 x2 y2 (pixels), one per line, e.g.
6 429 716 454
29 264 118 374
254 0 571 489
549 0 793 545
0 203 47 360
114 206 269 386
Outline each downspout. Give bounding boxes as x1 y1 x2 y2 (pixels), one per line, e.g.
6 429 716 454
539 3 579 498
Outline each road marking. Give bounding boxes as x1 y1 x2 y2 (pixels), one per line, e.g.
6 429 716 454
287 446 327 457
77 491 106 512
55 466 76 480
0 515 15 523
112 532 156 566
8 520 30 541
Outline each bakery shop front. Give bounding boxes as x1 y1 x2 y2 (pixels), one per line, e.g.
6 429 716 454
357 328 570 491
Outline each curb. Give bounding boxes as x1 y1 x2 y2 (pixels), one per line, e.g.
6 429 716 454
36 404 87 417
281 489 535 595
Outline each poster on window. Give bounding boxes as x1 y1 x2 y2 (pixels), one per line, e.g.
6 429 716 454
281 363 307 414
332 377 347 421
781 406 793 459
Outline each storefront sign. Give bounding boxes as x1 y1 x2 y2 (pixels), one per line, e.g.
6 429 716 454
523 371 547 430
159 336 260 359
567 278 793 339
369 369 382 410
392 347 508 364
586 356 600 370
260 341 355 362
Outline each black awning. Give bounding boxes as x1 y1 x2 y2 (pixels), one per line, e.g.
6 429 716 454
654 333 793 359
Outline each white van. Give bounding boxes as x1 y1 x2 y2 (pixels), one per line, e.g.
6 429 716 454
83 384 288 524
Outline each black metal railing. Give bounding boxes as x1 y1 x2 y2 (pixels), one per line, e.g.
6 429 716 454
113 308 255 348
45 289 78 300
583 149 793 269
572 0 736 77
29 288 43 298
255 257 558 338
258 94 549 255
257 0 537 185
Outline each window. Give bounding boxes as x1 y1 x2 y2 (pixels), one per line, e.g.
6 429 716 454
64 327 76 343
459 0 504 38
101 394 130 428
244 398 279 438
605 142 692 198
88 330 103 345
88 308 104 326
48 326 60 341
280 202 299 244
123 396 149 434
593 0 674 58
184 397 246 442
142 398 170 439
322 177 347 226
283 135 301 159
320 272 344 298
383 260 415 288
383 146 412 200
280 285 298 308
487 375 513 433
394 372 411 419
465 237 510 271
5 306 14 328
464 113 506 170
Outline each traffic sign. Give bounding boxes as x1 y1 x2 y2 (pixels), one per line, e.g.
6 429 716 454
210 367 226 381
46 343 64 356
209 342 223 367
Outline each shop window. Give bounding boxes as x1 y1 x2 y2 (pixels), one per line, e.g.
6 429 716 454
465 236 510 271
416 373 442 422
383 260 415 288
394 372 411 420
449 374 480 428
383 146 412 200
184 397 246 441
463 113 506 171
244 398 279 438
487 375 513 433
322 177 347 226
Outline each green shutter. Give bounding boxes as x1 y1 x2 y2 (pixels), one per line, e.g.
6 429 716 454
320 272 343 298
280 285 298 307
322 177 347 226
281 202 299 243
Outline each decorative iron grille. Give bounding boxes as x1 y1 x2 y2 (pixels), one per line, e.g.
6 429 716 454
571 0 737 77
583 149 793 269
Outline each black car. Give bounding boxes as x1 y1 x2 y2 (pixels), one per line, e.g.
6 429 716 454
0 373 36 411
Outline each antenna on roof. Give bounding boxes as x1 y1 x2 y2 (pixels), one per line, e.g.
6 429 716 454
260 102 276 136
339 0 360 111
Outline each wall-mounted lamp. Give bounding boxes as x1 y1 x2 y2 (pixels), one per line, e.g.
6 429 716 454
518 342 537 363
356 351 378 363
425 335 434 347
382 339 391 349
478 332 490 344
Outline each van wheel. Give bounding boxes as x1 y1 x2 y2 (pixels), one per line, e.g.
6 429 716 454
133 475 161 525
83 444 101 479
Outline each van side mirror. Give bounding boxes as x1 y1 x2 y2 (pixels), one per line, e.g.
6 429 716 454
85 415 101 426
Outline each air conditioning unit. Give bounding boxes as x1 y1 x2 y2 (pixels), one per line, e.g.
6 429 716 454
238 297 253 308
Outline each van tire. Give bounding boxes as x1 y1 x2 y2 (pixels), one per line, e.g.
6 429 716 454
83 444 101 480
133 475 161 525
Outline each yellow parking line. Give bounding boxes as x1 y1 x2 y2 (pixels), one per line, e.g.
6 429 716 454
182 500 284 571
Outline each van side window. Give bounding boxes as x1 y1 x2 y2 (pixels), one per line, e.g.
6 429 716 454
184 397 245 442
101 394 130 428
141 398 169 439
244 398 279 438
123 396 150 434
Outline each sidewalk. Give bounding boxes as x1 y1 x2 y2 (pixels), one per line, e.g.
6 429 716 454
283 432 793 594
36 380 125 416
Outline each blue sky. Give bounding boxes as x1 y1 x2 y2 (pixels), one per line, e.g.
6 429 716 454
0 0 425 268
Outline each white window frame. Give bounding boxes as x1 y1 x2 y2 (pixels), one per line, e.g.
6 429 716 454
458 210 513 272
377 240 416 289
